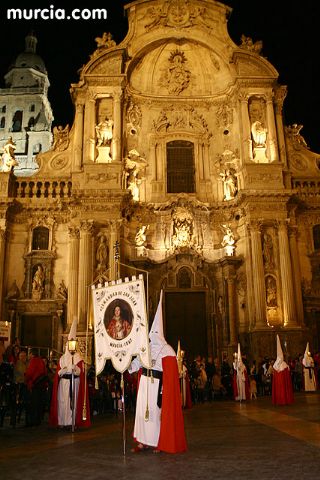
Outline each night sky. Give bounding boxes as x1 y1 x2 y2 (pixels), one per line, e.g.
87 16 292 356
0 0 319 151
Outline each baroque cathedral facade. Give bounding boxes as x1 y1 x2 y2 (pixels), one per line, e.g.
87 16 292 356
1 0 320 361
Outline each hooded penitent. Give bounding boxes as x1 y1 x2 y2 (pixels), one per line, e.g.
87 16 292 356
303 342 313 367
273 335 289 372
60 316 82 369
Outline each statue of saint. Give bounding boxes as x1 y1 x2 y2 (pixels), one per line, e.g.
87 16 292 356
52 125 69 151
251 121 267 147
57 280 68 300
95 32 116 49
135 226 148 247
95 117 114 146
1 137 18 172
220 169 237 201
96 235 109 270
32 265 45 299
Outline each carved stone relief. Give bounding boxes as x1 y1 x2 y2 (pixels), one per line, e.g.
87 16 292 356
159 50 191 95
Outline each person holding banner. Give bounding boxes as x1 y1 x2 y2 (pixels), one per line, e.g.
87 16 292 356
128 291 187 454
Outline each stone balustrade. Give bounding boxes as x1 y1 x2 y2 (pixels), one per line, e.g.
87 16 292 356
14 179 72 198
292 179 320 195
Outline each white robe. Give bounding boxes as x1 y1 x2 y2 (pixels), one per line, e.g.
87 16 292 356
57 351 81 426
303 358 317 392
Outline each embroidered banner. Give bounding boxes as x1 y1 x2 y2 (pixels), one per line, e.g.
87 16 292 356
92 275 151 374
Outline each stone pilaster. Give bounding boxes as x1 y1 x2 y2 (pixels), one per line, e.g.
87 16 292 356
73 102 84 172
84 94 96 163
109 222 120 281
265 94 278 162
67 227 80 326
0 227 6 319
239 93 253 162
78 221 94 330
289 226 304 326
274 86 288 166
278 221 298 327
219 257 242 348
112 93 122 163
250 223 267 328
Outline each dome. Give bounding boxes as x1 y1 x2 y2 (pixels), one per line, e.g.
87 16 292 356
14 51 47 74
13 32 47 74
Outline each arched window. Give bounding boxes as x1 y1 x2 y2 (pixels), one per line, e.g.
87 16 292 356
30 104 35 112
178 267 192 288
12 110 23 132
313 225 320 250
0 117 5 128
166 140 195 193
32 226 49 250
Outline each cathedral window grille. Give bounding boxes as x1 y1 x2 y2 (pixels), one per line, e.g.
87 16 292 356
178 267 192 288
166 140 195 193
313 224 320 251
32 226 49 250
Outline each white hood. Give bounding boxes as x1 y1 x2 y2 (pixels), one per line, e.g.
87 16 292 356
273 335 289 372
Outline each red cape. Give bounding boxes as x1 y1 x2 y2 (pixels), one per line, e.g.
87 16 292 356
157 356 187 453
272 368 294 405
49 359 91 427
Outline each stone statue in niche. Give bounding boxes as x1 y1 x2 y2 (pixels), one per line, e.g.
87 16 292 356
1 137 18 172
171 207 193 250
161 50 191 95
124 150 148 202
52 125 70 151
135 225 148 247
221 225 235 256
32 265 45 300
266 276 277 307
57 280 68 300
249 98 268 162
262 233 274 270
96 234 109 271
220 169 237 201
95 117 114 163
96 117 113 147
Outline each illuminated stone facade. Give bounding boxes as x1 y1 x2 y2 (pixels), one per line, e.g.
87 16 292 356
1 0 320 360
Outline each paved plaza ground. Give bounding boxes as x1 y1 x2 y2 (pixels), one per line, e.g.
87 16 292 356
1 392 320 480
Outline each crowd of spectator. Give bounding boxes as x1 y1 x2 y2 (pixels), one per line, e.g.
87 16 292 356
0 337 319 429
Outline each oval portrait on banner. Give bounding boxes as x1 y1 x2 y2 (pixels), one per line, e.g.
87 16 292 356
104 299 133 341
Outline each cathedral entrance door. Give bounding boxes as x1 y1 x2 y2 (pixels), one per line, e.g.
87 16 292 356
21 315 52 349
164 291 207 359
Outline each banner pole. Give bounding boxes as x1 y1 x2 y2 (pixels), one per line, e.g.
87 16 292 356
121 372 126 456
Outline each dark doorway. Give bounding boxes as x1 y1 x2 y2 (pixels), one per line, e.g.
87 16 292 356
164 291 207 360
21 315 52 348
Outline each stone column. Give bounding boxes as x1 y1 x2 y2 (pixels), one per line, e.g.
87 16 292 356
83 94 96 163
0 227 6 319
72 101 84 172
250 223 267 328
67 227 80 326
226 276 237 346
78 221 94 330
112 93 122 163
265 95 278 163
220 258 241 348
289 226 304 326
244 224 255 329
239 93 253 162
109 222 119 281
274 86 288 166
278 221 298 327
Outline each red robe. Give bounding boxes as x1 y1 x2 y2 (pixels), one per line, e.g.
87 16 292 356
272 368 294 405
49 359 91 427
157 356 187 453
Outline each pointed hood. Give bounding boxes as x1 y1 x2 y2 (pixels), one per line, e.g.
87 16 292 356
68 316 78 341
303 342 312 367
60 316 82 368
273 335 288 372
149 290 166 347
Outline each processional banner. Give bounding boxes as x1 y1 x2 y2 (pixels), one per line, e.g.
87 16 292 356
92 275 151 374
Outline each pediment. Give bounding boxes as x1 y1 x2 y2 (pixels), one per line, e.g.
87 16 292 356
81 50 125 77
233 51 278 79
